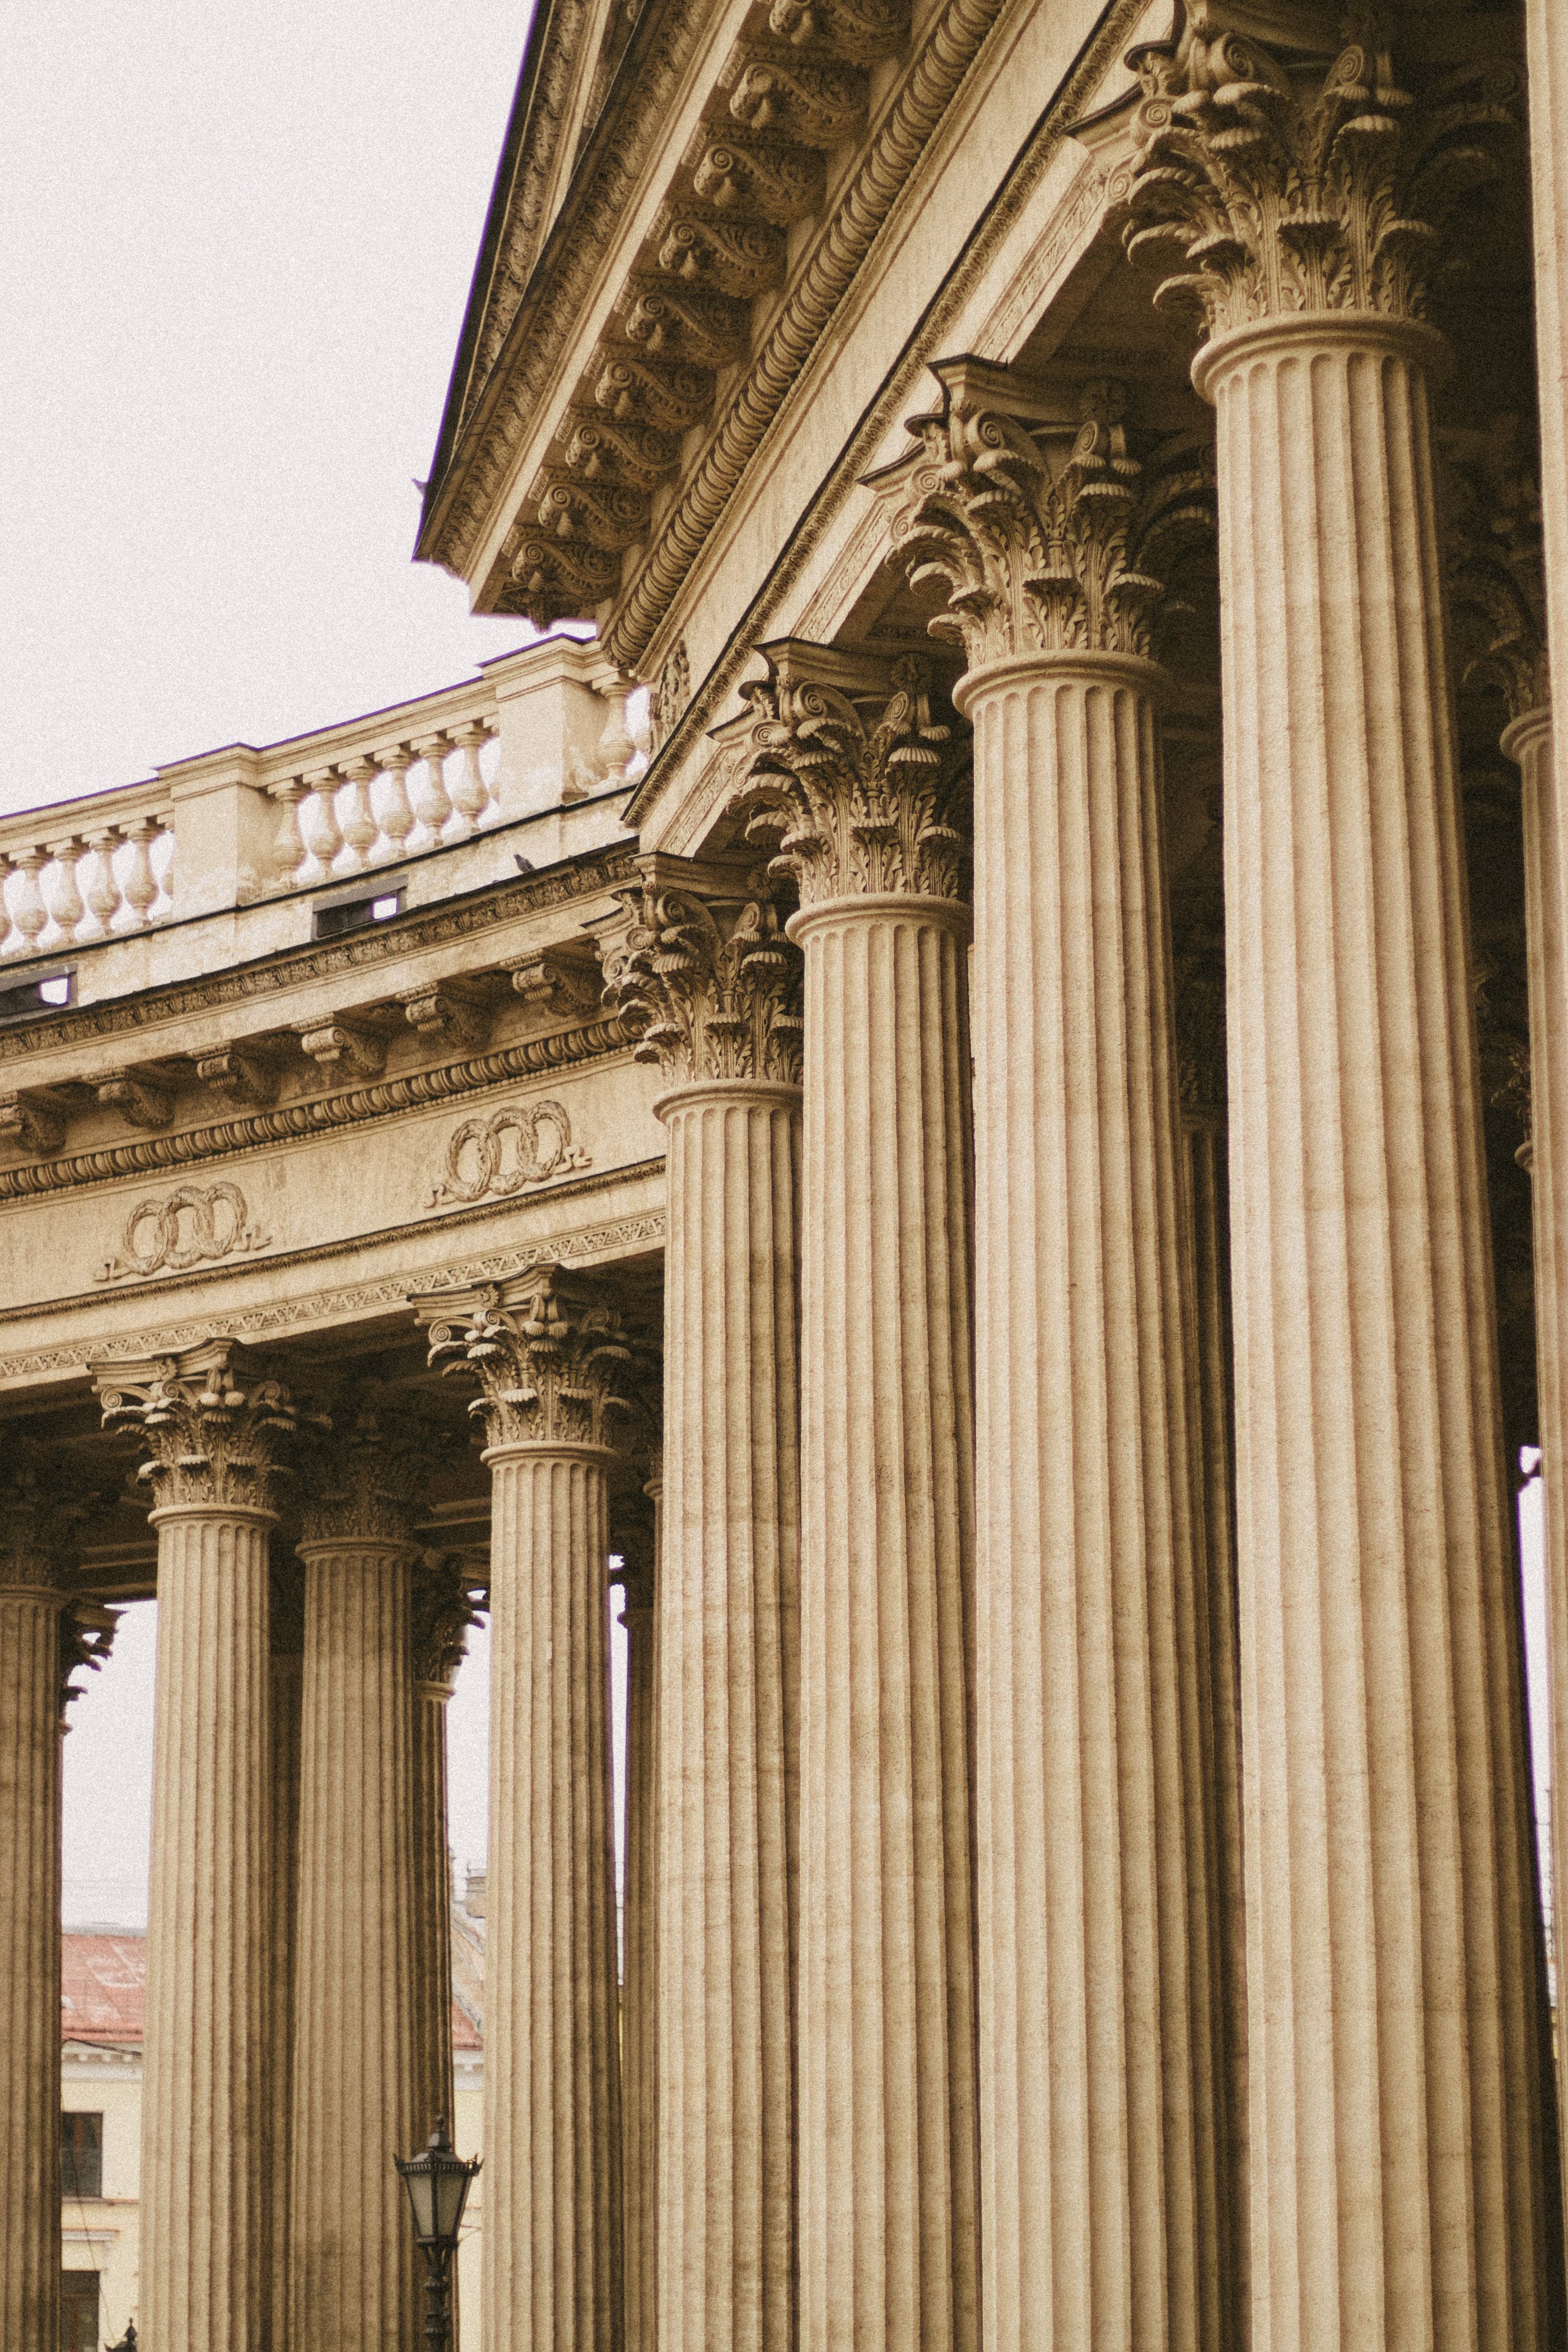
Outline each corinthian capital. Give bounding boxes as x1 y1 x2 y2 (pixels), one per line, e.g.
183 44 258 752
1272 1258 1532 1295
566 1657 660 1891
296 1405 435 1548
1443 425 1550 725
0 1447 90 1592
1109 6 1517 342
884 363 1213 668
600 864 804 1087
94 1338 306 1514
716 641 968 906
412 1553 483 1691
414 1264 635 1452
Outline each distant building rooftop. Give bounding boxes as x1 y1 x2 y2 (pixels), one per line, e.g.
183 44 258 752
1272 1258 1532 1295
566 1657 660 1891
64 1930 482 2051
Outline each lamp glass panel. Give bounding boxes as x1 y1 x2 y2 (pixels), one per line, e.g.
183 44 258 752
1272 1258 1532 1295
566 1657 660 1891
403 2160 438 2241
435 2157 472 2242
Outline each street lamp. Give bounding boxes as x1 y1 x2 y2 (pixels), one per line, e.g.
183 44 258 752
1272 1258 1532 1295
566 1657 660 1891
395 2115 481 2351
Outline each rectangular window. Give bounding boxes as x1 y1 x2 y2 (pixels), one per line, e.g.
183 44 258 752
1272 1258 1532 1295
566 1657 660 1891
312 885 405 939
0 968 73 1023
60 2112 102 2200
60 2270 100 2350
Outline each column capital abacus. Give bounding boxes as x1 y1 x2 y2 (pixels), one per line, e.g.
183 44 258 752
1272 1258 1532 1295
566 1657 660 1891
599 862 804 1089
1109 10 1517 352
883 363 1214 671
715 640 969 907
295 1405 435 1552
93 1338 308 1518
414 1264 635 1455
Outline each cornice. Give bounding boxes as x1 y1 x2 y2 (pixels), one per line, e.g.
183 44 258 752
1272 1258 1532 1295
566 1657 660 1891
0 1019 631 1203
625 0 1140 833
0 842 639 1067
0 1198 668 1386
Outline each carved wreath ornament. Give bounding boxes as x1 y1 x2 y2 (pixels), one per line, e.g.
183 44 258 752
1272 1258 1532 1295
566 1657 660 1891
430 1096 590 1207
96 1180 270 1285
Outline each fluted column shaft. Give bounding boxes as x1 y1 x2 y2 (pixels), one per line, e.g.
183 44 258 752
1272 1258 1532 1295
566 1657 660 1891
485 1442 623 2352
790 889 979 2352
621 1474 661 2352
1178 1103 1248 2352
1206 312 1550 2349
0 1583 63 2352
657 1080 801 2352
269 1609 304 2349
289 1536 420 2348
143 1504 277 2349
412 1672 457 2141
956 654 1219 2352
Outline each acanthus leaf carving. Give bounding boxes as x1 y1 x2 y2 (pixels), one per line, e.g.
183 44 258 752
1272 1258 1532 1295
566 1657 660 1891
886 367 1214 668
688 136 823 225
656 212 787 299
600 882 804 1087
1108 10 1518 343
563 408 685 488
1442 423 1550 725
0 1085 70 1157
723 53 866 146
94 1338 310 1514
412 1551 485 1691
295 1404 435 1549
96 1179 272 1286
767 0 907 65
718 643 969 906
416 1264 636 1452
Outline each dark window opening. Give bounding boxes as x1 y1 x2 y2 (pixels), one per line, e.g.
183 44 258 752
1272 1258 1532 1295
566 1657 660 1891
61 2112 102 2200
0 968 72 1023
312 886 405 940
60 2271 100 2351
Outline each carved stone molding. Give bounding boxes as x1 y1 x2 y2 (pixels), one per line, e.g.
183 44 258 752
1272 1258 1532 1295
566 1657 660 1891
415 1264 635 1452
0 1017 626 1199
295 1407 434 1549
601 880 804 1086
95 1180 272 1286
429 1097 592 1207
296 1019 388 1079
94 1338 307 1515
399 981 494 1052
0 1087 69 1156
1444 426 1550 724
506 948 602 1018
195 1047 281 1108
97 1068 175 1130
717 641 969 907
1109 11 1518 343
884 364 1214 669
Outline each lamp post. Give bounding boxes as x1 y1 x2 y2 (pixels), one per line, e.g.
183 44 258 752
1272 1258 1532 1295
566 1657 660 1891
395 2116 481 2351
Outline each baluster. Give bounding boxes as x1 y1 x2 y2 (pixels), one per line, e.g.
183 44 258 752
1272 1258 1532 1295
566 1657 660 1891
119 819 160 930
411 735 453 843
339 758 380 869
152 806 176 916
595 680 636 779
269 781 311 887
377 748 416 861
83 830 125 939
0 854 18 954
46 838 87 946
302 768 344 875
449 722 492 836
10 849 50 953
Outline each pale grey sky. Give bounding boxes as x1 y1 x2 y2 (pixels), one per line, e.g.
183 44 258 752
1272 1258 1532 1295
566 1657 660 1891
4 0 539 823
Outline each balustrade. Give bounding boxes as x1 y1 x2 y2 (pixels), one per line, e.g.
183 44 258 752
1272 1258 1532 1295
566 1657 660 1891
265 729 502 893
0 810 175 961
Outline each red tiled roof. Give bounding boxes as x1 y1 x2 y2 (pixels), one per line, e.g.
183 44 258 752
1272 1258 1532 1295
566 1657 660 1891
62 1931 482 2051
62 1934 146 2046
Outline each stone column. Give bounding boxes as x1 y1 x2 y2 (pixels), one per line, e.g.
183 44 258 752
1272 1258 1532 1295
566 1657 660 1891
269 1552 305 2349
411 1555 475 2148
890 377 1225 2352
417 1269 628 2352
0 1462 75 2352
724 646 978 2352
605 871 804 2352
1118 26 1554 2347
95 1341 301 2352
617 1481 660 2352
289 1409 429 2350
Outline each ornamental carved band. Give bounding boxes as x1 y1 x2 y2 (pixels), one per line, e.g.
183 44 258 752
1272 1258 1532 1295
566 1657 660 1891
719 642 969 906
418 1265 636 1452
295 1408 436 1549
94 1339 307 1514
890 370 1214 668
602 886 805 1087
1108 7 1517 339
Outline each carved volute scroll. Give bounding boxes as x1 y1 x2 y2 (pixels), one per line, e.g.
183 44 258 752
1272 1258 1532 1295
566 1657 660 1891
416 1264 634 1452
94 1338 307 1514
1109 7 1518 342
885 366 1214 670
295 1407 435 1550
600 879 805 1087
716 641 969 907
